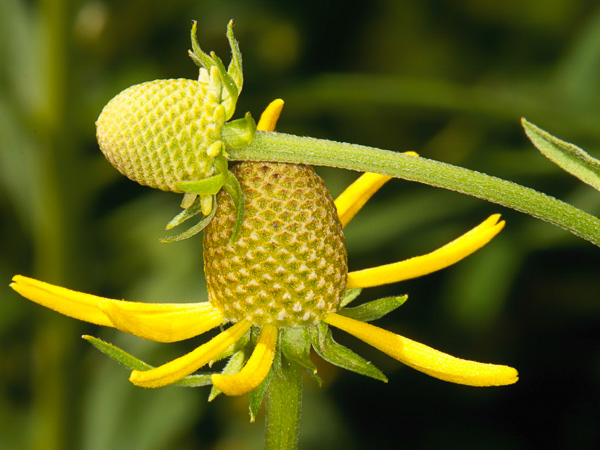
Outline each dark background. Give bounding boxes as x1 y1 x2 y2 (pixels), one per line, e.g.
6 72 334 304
1 0 600 449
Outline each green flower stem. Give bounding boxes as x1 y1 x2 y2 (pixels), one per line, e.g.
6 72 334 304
265 357 303 450
229 131 600 248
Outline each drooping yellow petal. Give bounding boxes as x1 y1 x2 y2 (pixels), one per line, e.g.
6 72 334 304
100 301 224 343
325 313 518 386
10 275 217 333
347 214 504 288
10 275 114 326
130 319 252 388
257 99 284 132
334 152 418 228
211 324 278 396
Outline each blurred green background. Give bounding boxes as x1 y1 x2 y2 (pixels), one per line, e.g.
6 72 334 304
2 0 600 449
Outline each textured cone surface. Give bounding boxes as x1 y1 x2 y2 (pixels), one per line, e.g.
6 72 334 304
204 162 347 326
96 79 226 192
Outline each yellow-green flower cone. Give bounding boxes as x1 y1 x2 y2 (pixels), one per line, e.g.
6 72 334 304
96 75 226 192
203 161 348 326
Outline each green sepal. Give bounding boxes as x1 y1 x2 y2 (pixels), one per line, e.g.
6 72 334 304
281 327 322 386
338 295 408 322
522 118 600 192
340 288 362 308
176 175 225 196
166 196 203 230
189 20 242 120
223 170 245 242
176 173 227 196
308 323 387 382
160 195 217 243
189 21 215 71
82 335 212 387
210 50 239 113
222 112 256 149
226 20 243 90
208 350 248 401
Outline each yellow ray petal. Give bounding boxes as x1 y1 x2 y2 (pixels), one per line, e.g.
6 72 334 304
334 152 418 228
325 313 517 386
10 275 114 326
10 275 213 329
257 99 284 132
100 301 224 343
347 214 505 288
211 324 278 396
335 173 392 228
130 320 252 388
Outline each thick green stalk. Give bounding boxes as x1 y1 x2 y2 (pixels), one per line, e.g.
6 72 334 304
228 131 600 248
265 357 303 450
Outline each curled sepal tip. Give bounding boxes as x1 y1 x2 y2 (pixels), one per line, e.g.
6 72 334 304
166 156 246 243
161 195 218 243
189 20 242 120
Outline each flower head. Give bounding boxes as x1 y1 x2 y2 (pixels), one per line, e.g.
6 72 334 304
10 99 517 405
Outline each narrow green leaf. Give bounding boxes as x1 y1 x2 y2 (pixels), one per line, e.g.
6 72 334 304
338 295 408 322
308 323 387 382
83 335 152 371
82 335 212 387
522 118 600 191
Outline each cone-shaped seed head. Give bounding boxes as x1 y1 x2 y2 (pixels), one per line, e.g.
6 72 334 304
204 162 348 327
96 78 226 192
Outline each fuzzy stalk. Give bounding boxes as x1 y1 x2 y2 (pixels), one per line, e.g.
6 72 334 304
228 131 600 248
264 357 303 450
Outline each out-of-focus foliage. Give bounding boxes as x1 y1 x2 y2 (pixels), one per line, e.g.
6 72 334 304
1 0 600 449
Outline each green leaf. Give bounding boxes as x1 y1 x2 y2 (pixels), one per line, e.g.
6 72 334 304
82 335 213 387
340 288 362 308
522 118 600 191
308 323 387 382
338 295 407 322
83 335 152 371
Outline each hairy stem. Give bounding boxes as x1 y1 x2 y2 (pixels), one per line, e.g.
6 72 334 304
228 131 600 248
264 357 303 450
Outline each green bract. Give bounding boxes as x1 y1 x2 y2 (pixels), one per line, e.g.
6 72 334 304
95 21 254 242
